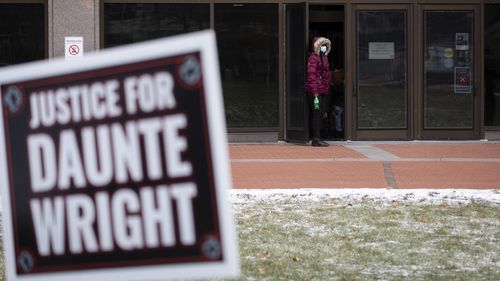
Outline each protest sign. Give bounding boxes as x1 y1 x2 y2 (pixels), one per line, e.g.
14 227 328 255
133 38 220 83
0 30 239 281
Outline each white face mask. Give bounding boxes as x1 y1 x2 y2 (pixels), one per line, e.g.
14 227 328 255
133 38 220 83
320 46 327 53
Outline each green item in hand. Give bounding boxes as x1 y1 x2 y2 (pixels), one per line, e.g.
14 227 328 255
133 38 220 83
313 96 319 110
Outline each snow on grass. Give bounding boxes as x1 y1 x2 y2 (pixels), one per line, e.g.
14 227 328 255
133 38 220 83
231 188 500 205
229 189 500 281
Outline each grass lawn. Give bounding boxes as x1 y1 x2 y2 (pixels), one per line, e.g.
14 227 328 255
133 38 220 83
0 190 498 281
231 190 499 281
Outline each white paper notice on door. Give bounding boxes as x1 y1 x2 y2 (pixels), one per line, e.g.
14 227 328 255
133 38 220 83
368 42 395 60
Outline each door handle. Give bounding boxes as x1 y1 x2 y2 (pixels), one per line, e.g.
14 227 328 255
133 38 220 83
353 80 357 97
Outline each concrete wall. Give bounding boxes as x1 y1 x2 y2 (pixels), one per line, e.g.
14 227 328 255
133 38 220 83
48 0 99 58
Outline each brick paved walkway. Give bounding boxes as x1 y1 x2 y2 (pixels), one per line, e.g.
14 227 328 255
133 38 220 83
229 142 500 189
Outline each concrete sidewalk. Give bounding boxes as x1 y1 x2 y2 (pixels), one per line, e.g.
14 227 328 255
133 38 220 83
229 141 500 189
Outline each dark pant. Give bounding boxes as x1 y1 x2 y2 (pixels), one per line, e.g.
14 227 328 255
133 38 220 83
309 94 327 140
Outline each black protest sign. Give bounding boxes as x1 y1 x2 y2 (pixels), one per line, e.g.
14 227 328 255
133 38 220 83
0 31 239 281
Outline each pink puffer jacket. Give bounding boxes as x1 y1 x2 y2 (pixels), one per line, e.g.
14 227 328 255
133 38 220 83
305 37 331 96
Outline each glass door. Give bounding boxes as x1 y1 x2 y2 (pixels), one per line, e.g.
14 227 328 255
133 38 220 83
352 5 412 139
419 5 480 139
285 3 308 142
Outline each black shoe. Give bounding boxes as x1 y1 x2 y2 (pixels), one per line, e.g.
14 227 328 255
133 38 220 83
319 140 330 147
312 139 328 147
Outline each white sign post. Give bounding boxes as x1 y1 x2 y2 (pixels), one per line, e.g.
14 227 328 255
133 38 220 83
65 36 84 60
0 30 239 281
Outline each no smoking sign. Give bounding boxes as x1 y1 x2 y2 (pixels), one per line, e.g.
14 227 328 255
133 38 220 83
68 44 80 56
65 37 83 60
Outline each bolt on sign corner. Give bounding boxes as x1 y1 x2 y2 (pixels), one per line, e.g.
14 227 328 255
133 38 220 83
0 30 239 281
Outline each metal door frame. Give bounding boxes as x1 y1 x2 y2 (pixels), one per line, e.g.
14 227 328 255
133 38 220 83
283 2 309 142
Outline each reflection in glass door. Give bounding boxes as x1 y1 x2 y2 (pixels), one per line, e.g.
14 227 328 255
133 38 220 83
285 3 308 142
355 9 408 138
424 11 475 129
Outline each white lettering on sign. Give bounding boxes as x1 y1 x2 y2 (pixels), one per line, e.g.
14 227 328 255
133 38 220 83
28 72 176 129
124 72 176 114
25 70 197 257
29 80 122 128
30 184 198 256
28 115 191 191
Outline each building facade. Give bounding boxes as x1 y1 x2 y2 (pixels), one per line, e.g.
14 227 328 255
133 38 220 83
1 0 499 141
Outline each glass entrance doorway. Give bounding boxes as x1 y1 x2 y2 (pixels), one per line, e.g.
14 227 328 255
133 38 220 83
353 5 411 139
285 4 345 142
420 6 480 139
352 4 480 140
309 5 345 141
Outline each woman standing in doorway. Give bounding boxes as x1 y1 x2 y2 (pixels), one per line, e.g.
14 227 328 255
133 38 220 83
306 36 331 147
